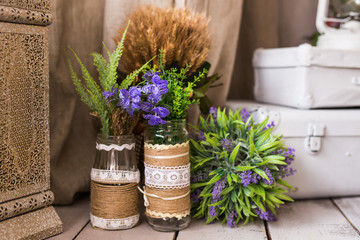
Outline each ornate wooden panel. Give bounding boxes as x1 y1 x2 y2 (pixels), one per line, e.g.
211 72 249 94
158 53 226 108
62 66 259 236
0 0 52 25
0 0 62 238
0 22 49 203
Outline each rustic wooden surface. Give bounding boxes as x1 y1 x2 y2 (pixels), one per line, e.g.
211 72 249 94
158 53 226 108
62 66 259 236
333 197 360 234
267 199 360 240
177 219 267 240
49 196 90 240
49 195 360 240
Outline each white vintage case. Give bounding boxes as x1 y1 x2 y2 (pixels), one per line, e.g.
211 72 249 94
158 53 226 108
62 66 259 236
226 100 360 199
253 43 360 109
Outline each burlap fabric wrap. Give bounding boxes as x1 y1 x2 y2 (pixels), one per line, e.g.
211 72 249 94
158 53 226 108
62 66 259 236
90 142 140 230
144 142 191 219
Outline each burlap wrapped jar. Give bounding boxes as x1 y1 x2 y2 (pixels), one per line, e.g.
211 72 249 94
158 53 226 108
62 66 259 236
90 134 140 230
142 119 191 232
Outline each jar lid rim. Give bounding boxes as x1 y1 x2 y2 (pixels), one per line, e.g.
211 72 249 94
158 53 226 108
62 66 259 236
97 134 135 141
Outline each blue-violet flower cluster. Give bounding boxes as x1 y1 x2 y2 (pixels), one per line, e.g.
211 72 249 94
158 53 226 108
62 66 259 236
208 179 226 218
239 167 274 187
103 71 170 125
227 210 238 228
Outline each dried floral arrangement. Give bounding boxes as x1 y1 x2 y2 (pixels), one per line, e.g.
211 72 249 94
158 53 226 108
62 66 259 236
114 6 220 114
67 23 166 137
189 107 296 227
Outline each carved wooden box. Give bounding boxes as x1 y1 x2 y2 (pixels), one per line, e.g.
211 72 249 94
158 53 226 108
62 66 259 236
0 0 62 239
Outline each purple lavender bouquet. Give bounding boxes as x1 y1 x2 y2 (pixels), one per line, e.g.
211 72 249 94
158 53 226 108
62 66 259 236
190 107 296 227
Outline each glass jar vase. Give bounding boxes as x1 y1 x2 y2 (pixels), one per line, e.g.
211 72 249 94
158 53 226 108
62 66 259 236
143 119 191 231
90 134 140 230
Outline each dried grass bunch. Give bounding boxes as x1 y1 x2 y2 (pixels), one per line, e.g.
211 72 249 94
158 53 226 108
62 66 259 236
114 5 211 76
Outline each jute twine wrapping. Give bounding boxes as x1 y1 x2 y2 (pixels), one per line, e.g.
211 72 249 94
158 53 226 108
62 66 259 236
144 186 190 218
144 142 190 218
91 181 138 219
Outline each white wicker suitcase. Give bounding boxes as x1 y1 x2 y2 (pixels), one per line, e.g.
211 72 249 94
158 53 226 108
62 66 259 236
253 43 360 109
226 100 360 199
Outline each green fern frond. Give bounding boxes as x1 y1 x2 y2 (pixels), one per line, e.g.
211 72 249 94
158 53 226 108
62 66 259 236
102 42 111 59
68 47 105 108
106 21 131 90
120 56 155 89
91 53 108 90
66 55 95 111
87 89 111 137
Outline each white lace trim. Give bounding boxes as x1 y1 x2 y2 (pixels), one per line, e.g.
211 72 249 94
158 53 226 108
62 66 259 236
144 163 190 189
96 143 135 151
91 169 140 183
90 213 139 230
145 141 189 150
146 209 190 220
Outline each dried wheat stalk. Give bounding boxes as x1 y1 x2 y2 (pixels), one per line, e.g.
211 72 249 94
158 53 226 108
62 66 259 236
114 5 211 76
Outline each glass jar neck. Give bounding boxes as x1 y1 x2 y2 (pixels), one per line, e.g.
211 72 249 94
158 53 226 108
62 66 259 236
146 119 188 145
147 119 187 132
96 134 135 145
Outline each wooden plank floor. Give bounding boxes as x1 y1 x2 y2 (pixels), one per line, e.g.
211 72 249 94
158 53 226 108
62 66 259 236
49 195 360 240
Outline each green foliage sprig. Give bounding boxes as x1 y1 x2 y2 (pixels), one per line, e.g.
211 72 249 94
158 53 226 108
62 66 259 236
146 50 208 120
186 61 221 114
159 66 206 120
190 107 295 227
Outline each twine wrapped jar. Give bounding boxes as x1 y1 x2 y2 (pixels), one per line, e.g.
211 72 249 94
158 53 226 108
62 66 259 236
143 119 191 231
90 134 140 230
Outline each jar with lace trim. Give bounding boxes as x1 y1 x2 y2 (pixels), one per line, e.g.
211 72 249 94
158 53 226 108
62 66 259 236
143 119 191 231
90 134 140 230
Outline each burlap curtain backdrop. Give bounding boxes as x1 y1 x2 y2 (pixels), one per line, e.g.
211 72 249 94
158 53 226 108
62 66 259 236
49 0 243 204
228 0 317 99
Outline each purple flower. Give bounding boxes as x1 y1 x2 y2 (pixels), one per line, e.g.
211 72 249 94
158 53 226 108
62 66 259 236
152 107 170 118
263 121 275 131
209 107 217 122
142 107 169 126
129 86 141 103
277 147 296 178
198 132 206 141
207 179 226 219
142 72 168 104
208 206 217 218
116 87 143 115
142 84 153 94
255 208 277 221
263 167 274 185
140 102 153 112
227 210 238 228
129 86 141 109
151 75 168 93
190 188 203 203
103 86 118 102
191 173 209 183
251 173 262 184
212 179 226 201
118 89 130 108
241 108 250 122
143 114 167 125
143 70 161 82
189 131 206 141
147 86 161 103
221 139 233 153
240 170 252 187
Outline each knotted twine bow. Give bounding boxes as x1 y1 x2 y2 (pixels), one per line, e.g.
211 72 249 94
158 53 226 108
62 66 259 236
137 186 190 207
